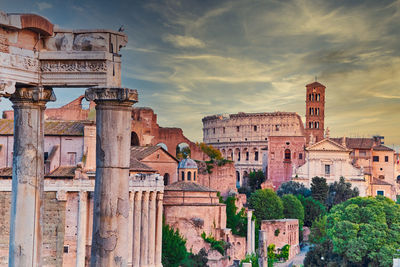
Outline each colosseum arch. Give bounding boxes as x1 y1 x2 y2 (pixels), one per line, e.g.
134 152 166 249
234 148 241 161
221 148 226 158
227 149 233 160
253 147 259 161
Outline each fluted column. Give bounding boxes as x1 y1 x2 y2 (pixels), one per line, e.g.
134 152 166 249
8 86 55 267
128 191 134 267
76 191 88 267
247 209 253 255
86 87 138 267
140 191 150 267
155 192 163 267
133 191 142 267
148 192 156 266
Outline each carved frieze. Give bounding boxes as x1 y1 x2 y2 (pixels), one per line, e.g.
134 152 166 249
40 60 107 73
85 87 138 103
0 51 39 72
0 33 9 53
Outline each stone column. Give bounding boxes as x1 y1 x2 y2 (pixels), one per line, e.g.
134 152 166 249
258 230 268 267
76 191 88 267
148 191 156 266
128 191 134 267
8 86 55 267
133 191 142 267
86 87 138 267
247 209 253 255
155 192 163 267
251 219 255 253
140 191 149 267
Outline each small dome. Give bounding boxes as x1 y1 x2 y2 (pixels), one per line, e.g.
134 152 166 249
178 158 198 169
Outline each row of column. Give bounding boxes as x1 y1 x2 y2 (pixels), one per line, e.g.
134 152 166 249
5 86 142 267
131 191 163 267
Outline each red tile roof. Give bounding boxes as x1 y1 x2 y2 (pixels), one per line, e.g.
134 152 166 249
0 120 90 136
306 81 326 88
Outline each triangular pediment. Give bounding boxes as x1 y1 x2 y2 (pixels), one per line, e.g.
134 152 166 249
307 138 350 152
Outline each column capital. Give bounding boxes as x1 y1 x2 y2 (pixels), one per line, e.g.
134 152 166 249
85 87 138 105
9 86 56 104
156 192 164 201
134 191 143 201
0 80 16 98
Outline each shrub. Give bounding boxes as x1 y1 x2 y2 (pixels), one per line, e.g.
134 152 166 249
248 189 283 222
201 232 227 255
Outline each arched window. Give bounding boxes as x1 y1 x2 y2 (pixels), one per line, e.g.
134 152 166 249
188 171 192 181
317 94 320 101
164 173 170 186
309 122 313 128
131 132 140 146
315 122 319 129
285 149 291 160
238 152 241 161
311 94 314 101
194 172 196 181
181 171 185 181
236 171 240 182
309 94 312 101
316 108 319 115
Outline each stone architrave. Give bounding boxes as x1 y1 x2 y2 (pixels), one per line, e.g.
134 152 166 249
85 87 138 267
7 86 56 267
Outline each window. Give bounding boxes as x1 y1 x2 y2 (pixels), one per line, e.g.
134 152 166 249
315 122 319 129
194 172 196 181
325 164 331 175
67 152 77 166
44 152 49 161
373 156 379 162
316 108 320 115
181 171 185 181
317 94 320 101
254 125 257 131
164 173 169 186
246 152 249 161
236 126 240 132
275 125 280 131
188 171 192 181
223 127 225 134
299 153 303 160
255 151 259 161
309 122 313 128
309 94 312 101
377 190 384 196
213 128 215 134
64 246 69 253
238 152 241 161
284 149 291 161
271 152 275 160
311 94 314 101
385 156 389 162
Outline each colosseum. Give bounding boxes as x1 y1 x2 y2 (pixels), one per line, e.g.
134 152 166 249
202 82 326 189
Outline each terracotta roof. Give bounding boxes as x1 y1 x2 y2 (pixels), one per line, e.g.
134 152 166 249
46 166 76 178
130 146 178 162
331 137 375 150
0 120 87 136
130 159 156 172
165 181 216 192
371 178 392 186
372 145 394 152
306 81 326 88
0 167 12 177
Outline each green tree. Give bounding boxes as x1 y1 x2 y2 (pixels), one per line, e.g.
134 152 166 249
297 195 326 227
309 215 327 245
162 224 188 267
327 196 400 266
198 142 223 160
248 170 266 191
224 196 247 236
304 239 343 267
249 189 283 222
177 146 191 159
311 176 329 204
281 194 304 229
326 177 359 209
277 181 311 197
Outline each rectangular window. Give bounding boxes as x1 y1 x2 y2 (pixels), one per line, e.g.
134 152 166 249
254 125 257 131
213 128 215 134
255 151 259 161
44 152 49 161
299 153 303 160
373 156 379 162
385 156 389 162
377 190 384 196
325 164 330 176
246 152 249 161
223 127 225 134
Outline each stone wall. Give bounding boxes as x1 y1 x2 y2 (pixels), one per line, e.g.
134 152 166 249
0 192 11 265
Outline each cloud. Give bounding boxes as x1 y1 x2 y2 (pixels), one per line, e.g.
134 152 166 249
162 34 205 48
36 2 52 10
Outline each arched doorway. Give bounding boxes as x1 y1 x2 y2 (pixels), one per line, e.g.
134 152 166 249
131 132 140 146
176 142 191 159
164 173 170 186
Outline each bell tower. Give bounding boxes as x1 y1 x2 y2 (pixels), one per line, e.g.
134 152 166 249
305 81 326 143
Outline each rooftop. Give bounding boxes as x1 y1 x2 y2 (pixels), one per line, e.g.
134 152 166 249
130 146 178 162
306 81 326 88
165 181 216 192
0 120 91 136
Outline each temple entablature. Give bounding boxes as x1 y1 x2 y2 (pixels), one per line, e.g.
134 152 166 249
0 10 127 89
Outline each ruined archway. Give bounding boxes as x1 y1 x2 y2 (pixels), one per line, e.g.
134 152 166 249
131 131 140 146
176 142 191 160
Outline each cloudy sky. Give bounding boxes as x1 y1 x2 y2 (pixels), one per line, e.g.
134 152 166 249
1 0 400 148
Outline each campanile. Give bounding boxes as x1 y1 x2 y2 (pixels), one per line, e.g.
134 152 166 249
305 81 326 143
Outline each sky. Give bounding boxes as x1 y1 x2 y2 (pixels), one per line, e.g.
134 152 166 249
1 0 400 149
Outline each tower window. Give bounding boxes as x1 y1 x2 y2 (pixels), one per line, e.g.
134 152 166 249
316 94 320 101
284 149 291 161
315 122 319 129
188 171 192 181
254 125 257 131
316 108 320 115
311 94 314 101
309 122 313 128
309 94 312 101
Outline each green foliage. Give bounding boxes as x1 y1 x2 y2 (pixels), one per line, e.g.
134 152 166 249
274 229 280 236
181 248 208 267
198 142 223 160
176 146 191 160
162 224 189 267
267 244 291 263
201 232 227 255
304 239 343 267
311 177 329 204
326 177 359 210
277 181 311 197
267 244 276 261
326 196 400 266
297 195 326 227
309 215 327 245
240 253 259 267
281 194 305 229
224 196 247 236
248 170 266 191
249 189 284 222
279 244 290 261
